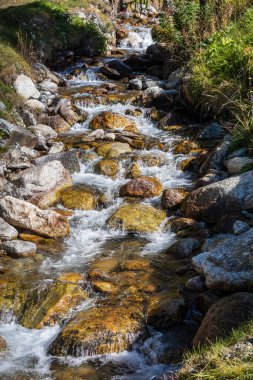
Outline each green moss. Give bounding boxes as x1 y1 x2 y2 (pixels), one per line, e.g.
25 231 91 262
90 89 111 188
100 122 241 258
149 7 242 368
178 319 253 380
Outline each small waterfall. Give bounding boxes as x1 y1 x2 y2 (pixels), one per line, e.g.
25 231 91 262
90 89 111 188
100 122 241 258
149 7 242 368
118 26 153 52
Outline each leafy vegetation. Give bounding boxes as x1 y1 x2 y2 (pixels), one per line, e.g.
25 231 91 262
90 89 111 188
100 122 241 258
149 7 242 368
177 319 253 380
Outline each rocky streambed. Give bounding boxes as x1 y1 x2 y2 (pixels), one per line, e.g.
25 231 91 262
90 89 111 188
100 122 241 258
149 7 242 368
0 11 253 380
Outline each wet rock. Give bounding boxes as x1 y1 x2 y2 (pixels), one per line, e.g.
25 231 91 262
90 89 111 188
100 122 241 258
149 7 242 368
127 162 141 178
142 86 177 109
92 281 116 293
48 305 144 356
57 98 80 125
107 204 166 233
233 220 249 235
196 122 226 140
185 275 206 292
94 158 119 177
96 142 132 158
1 240 36 258
38 114 70 133
192 228 253 291
90 111 137 133
33 151 80 174
14 74 40 99
194 170 227 189
119 259 150 271
193 293 253 346
100 59 132 79
0 196 70 238
225 156 253 174
60 185 96 210
147 291 186 328
14 160 72 208
0 335 7 352
200 136 231 175
184 171 253 223
29 124 57 139
19 279 88 329
128 78 142 90
170 218 204 233
138 153 163 167
165 238 201 258
0 119 39 149
146 43 167 64
173 140 199 155
119 176 163 198
0 217 18 240
162 188 188 210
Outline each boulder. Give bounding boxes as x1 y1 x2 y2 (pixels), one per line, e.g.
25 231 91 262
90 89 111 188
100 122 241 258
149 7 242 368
38 114 70 133
96 142 132 158
60 185 97 210
29 124 57 139
100 59 132 79
94 158 119 177
225 156 253 174
192 228 253 291
38 79 58 93
14 74 40 99
48 305 144 356
233 220 249 235
200 136 231 175
142 86 177 109
33 151 80 174
165 238 201 258
14 160 72 208
26 99 46 112
173 140 199 155
196 122 226 140
0 196 70 238
194 170 227 189
184 171 253 223
0 118 39 149
128 78 142 90
19 279 88 329
161 188 188 210
1 240 36 258
146 43 167 63
119 176 163 198
107 204 166 233
0 217 18 240
170 218 204 233
193 293 253 346
90 111 137 133
57 98 80 125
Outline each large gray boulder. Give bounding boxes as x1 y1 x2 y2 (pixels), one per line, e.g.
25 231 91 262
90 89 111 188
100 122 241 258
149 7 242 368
184 171 253 223
33 151 80 174
0 119 39 149
192 228 253 292
14 74 40 99
199 136 231 175
0 196 70 238
13 160 72 208
0 217 18 241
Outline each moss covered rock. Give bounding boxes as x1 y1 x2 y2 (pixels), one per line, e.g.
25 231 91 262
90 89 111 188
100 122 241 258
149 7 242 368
107 204 166 233
60 185 97 210
119 176 163 198
90 111 137 133
94 158 120 177
173 141 199 155
96 142 132 158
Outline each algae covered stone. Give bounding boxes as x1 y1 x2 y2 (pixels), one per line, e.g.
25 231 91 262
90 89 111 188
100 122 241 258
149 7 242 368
96 142 132 158
90 111 137 133
60 185 96 210
48 305 144 356
94 158 120 177
120 176 163 198
107 204 166 233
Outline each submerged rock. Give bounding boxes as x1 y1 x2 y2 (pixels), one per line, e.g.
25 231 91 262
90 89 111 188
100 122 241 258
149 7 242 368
0 196 70 238
119 176 163 198
60 185 97 210
96 142 132 158
48 305 144 356
1 240 36 258
107 204 166 233
90 111 137 133
193 292 253 346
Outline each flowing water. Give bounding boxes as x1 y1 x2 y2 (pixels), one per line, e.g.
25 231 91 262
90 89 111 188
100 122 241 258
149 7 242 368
0 25 198 380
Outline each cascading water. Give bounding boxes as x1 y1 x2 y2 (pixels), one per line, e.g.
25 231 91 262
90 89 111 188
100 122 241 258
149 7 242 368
0 25 197 380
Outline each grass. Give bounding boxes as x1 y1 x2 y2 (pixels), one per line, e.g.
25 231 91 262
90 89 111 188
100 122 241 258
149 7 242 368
177 319 253 380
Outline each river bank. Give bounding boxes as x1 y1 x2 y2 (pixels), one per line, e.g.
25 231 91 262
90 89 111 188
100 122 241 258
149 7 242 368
0 2 253 380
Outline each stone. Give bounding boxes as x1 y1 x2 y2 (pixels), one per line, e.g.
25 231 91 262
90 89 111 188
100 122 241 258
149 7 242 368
170 218 203 233
19 279 88 329
48 142 64 154
233 220 250 235
58 98 80 125
192 228 253 292
119 259 150 271
142 86 176 109
0 196 70 238
128 79 142 90
185 275 206 292
165 238 201 258
21 110 37 127
39 114 70 133
26 99 45 112
48 305 144 356
173 141 199 155
0 101 6 112
194 170 227 189
100 59 132 79
225 157 253 174
196 122 226 140
38 79 58 93
14 74 40 99
90 111 137 133
0 336 7 352
147 291 186 328
0 217 18 240
146 43 167 63
92 281 116 293
60 186 96 210
0 118 39 149
107 204 166 233
200 136 231 175
184 171 253 223
14 160 72 208
127 162 141 178
29 124 57 139
119 176 163 198
33 151 80 174
96 142 132 158
1 240 36 258
94 158 119 177
193 293 253 346
161 188 188 210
